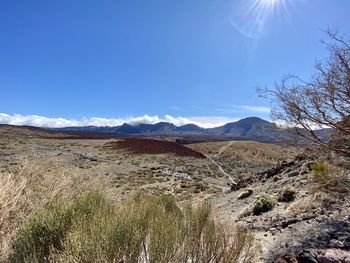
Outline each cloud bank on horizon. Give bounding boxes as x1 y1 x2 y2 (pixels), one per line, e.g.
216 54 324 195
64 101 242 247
0 113 248 129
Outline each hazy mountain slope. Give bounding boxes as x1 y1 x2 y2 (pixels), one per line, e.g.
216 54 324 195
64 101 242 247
49 117 329 142
207 117 282 139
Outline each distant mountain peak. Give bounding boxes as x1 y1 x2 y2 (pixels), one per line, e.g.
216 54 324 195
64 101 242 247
234 117 269 123
51 116 291 142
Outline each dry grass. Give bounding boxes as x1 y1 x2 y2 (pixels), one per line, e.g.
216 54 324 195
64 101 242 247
1 158 255 263
9 192 255 263
188 141 297 163
284 162 349 217
0 159 104 261
310 162 350 193
0 170 27 257
284 190 339 219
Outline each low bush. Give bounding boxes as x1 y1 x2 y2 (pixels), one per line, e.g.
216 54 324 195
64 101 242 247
312 162 330 182
311 162 350 193
10 201 73 262
252 194 276 215
277 186 296 202
9 191 254 263
0 160 97 261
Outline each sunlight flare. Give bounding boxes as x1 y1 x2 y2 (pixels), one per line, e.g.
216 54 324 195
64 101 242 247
230 0 293 39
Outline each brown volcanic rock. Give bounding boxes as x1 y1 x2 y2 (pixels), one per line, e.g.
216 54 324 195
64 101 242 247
105 138 206 158
276 254 299 263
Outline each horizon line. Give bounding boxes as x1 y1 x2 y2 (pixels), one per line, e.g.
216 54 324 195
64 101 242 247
0 113 272 129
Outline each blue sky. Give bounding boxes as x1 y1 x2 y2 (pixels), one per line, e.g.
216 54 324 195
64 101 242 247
0 0 349 127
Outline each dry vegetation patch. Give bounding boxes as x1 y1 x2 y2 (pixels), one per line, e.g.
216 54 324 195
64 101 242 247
0 160 105 261
8 192 255 263
310 162 350 194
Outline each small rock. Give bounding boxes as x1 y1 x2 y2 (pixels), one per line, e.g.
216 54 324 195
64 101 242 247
237 188 253 199
287 171 299 177
343 236 350 249
330 239 343 248
276 255 298 263
297 250 318 263
281 218 298 229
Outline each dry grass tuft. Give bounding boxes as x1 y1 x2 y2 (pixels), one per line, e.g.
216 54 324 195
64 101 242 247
310 162 350 193
0 159 104 261
0 169 27 257
8 192 254 263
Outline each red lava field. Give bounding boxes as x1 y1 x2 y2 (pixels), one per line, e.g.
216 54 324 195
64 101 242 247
105 138 206 158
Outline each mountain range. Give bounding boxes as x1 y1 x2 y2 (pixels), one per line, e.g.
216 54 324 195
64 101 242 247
53 117 295 142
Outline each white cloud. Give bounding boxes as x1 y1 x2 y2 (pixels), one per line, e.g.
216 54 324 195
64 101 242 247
215 105 270 114
0 113 81 127
0 113 240 129
237 105 270 113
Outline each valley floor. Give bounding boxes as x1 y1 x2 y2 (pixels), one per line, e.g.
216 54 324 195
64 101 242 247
0 126 349 262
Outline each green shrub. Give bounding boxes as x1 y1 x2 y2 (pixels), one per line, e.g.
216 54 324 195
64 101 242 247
272 175 281 182
311 162 350 193
237 188 253 199
252 194 276 215
10 192 254 263
277 186 296 202
10 201 73 263
312 162 330 182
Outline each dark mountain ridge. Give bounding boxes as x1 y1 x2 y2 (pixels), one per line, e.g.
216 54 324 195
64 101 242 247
52 117 293 142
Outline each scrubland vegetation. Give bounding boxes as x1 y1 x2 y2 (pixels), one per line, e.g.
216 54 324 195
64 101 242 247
0 161 254 263
0 160 95 261
9 192 254 263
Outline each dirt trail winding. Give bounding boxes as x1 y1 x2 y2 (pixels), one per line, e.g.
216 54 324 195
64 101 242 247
214 141 235 157
205 154 236 185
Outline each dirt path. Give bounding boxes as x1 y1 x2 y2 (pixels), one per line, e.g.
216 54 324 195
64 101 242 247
214 141 234 157
205 154 236 185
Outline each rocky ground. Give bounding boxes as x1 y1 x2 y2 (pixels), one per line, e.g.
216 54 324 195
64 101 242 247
189 141 350 262
212 155 350 262
0 125 349 262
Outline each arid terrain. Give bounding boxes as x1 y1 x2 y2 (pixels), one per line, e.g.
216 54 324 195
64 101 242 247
0 125 349 262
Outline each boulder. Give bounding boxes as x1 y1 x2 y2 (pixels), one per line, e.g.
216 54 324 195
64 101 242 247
315 249 350 263
297 250 318 263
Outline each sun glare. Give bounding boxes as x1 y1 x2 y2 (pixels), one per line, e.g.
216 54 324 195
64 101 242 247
230 0 292 39
260 0 280 7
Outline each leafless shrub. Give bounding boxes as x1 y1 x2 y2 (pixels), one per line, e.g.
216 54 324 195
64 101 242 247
260 29 350 157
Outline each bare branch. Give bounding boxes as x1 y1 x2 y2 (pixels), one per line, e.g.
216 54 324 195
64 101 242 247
262 30 350 157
